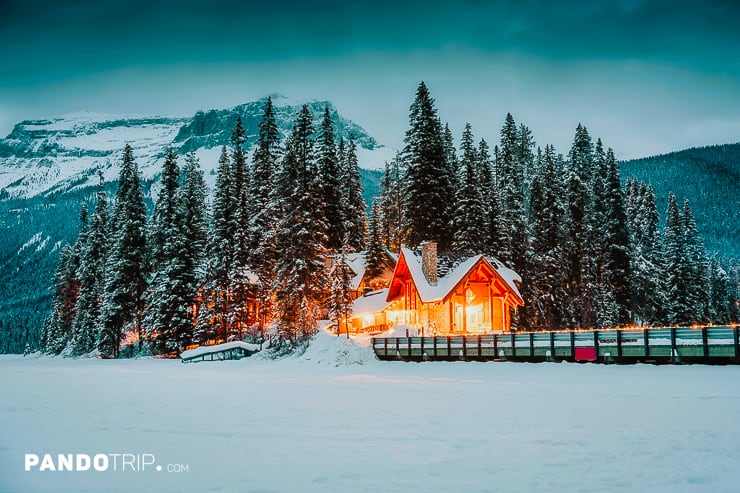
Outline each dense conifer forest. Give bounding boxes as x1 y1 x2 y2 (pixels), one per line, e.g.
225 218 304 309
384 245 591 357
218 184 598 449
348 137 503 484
2 85 738 355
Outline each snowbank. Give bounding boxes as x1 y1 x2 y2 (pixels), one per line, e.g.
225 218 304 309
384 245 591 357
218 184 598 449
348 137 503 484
295 329 377 366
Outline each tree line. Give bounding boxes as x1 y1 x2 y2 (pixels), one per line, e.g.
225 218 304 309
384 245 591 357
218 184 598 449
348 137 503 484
373 82 738 330
40 83 739 357
41 99 368 356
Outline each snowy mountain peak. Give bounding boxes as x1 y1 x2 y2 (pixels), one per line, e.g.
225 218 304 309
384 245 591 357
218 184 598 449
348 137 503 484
0 98 385 199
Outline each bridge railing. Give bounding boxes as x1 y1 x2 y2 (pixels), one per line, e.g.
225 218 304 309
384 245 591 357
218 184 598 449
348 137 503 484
371 326 740 362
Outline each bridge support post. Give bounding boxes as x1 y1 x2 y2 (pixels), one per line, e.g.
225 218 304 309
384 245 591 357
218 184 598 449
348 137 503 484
670 328 680 364
549 331 555 361
529 332 534 358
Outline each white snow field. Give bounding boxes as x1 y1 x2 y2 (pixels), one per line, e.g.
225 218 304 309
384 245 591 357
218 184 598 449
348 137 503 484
2 331 740 493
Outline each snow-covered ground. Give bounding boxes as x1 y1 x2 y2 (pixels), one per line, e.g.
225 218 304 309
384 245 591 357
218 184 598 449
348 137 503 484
2 331 739 493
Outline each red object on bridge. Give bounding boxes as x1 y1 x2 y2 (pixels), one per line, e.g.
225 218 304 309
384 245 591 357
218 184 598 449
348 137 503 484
574 347 597 361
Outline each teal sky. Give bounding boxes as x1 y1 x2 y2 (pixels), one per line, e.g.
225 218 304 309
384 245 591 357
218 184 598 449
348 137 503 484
1 0 739 159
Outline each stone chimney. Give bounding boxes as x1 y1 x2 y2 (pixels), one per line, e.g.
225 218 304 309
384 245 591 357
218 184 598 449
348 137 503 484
420 241 438 286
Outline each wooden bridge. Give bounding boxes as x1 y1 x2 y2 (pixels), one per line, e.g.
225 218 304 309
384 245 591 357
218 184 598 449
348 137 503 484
372 326 740 364
180 341 261 363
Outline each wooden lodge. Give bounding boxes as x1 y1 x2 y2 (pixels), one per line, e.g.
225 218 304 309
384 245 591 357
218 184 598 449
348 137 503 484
349 242 523 335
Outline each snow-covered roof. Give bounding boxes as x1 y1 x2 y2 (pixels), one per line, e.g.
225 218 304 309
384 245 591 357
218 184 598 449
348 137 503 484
351 288 392 317
344 252 368 291
337 250 396 292
180 341 261 360
389 247 523 305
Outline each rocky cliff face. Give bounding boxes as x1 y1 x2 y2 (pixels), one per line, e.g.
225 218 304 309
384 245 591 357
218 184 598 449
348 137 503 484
0 96 383 199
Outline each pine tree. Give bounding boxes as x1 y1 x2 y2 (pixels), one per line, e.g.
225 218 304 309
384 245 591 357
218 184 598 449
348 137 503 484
497 113 528 270
99 144 148 358
328 246 354 338
180 151 209 282
42 245 79 354
318 106 344 252
683 200 709 322
569 123 595 184
523 145 566 330
476 139 502 256
249 98 282 337
452 123 486 252
590 139 609 274
197 146 233 343
602 148 632 324
516 123 536 199
73 175 108 355
272 105 329 343
149 147 180 270
563 125 598 328
43 202 90 354
365 198 386 282
442 122 459 194
144 149 205 354
171 151 210 346
402 82 456 249
664 193 693 325
377 154 405 251
341 136 368 252
708 254 733 323
629 183 665 324
564 170 595 328
230 117 254 336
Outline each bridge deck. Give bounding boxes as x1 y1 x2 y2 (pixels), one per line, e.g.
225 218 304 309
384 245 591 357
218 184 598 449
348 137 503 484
372 326 740 364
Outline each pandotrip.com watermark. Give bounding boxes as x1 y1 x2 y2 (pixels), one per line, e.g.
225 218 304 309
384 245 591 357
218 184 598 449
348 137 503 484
24 453 189 473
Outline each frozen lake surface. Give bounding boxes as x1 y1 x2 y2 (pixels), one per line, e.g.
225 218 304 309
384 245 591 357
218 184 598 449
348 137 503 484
2 332 739 493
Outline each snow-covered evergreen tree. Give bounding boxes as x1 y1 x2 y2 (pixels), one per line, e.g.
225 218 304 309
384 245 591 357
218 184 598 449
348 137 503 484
229 117 254 336
230 116 250 273
442 122 459 195
708 254 734 324
682 200 709 322
72 175 108 355
180 151 209 282
197 146 233 344
629 182 665 324
516 123 536 200
144 149 206 354
249 98 282 336
328 246 354 338
452 123 486 252
602 148 632 324
43 202 90 354
664 193 693 325
149 147 180 271
318 106 343 252
476 138 502 256
523 145 566 330
174 151 210 346
377 154 405 251
341 136 368 252
365 198 386 282
497 113 528 271
43 244 79 354
564 170 595 328
402 82 456 249
272 105 329 343
99 144 148 358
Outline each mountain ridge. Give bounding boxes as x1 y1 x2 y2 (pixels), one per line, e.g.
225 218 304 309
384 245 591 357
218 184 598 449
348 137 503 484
621 142 740 260
0 96 386 199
